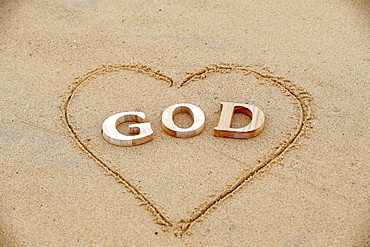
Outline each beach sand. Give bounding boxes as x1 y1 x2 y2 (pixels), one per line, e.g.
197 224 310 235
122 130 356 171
1 0 369 246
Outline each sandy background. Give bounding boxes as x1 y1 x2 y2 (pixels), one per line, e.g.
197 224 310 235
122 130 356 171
1 0 369 246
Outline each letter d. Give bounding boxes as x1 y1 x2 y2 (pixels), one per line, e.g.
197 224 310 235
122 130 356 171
213 102 265 139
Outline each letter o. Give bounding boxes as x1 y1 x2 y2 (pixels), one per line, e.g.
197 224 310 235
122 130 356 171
161 103 205 138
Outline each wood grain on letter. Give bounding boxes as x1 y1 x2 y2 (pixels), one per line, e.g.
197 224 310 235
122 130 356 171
162 103 205 138
213 102 265 139
102 112 153 146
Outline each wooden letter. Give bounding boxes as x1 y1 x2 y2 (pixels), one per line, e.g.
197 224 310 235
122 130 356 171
102 112 153 146
162 103 205 138
213 102 265 138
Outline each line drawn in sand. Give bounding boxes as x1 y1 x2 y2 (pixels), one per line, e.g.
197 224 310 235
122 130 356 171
62 63 313 237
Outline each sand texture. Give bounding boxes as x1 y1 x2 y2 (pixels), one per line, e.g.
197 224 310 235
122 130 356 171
1 0 369 246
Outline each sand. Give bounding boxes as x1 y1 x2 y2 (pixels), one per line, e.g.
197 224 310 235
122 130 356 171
1 0 369 246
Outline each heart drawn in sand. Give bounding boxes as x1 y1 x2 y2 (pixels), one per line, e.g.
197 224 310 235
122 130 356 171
62 63 313 236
